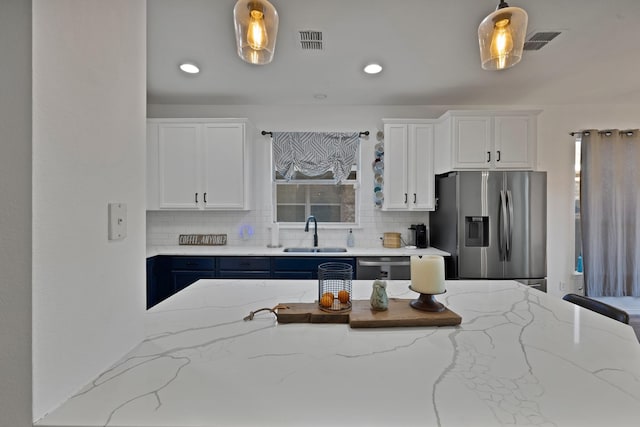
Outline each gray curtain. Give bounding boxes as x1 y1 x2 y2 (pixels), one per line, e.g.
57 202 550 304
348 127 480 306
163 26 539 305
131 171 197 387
580 129 640 296
272 132 359 183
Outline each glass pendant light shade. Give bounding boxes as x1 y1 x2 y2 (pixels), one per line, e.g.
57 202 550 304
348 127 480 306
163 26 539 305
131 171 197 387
234 0 279 65
478 2 528 70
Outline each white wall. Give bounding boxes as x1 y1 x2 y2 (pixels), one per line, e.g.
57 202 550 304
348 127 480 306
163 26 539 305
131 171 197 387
32 1 147 420
0 1 32 426
148 103 640 296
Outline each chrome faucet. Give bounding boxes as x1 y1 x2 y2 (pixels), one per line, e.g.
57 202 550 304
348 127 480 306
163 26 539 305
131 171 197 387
304 215 318 247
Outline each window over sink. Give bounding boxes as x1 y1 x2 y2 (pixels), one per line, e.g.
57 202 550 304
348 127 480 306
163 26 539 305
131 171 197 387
273 165 359 224
270 131 361 226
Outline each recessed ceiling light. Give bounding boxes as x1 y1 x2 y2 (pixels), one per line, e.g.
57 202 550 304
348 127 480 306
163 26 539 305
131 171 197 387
363 63 382 74
179 63 200 74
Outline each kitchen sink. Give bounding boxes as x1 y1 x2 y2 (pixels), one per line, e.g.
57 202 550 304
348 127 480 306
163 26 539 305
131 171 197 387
283 247 347 253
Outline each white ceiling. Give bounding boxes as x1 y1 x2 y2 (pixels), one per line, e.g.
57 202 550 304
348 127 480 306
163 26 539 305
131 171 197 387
147 0 640 106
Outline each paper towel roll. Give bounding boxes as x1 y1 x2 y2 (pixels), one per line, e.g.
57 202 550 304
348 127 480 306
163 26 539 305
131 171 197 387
270 222 279 247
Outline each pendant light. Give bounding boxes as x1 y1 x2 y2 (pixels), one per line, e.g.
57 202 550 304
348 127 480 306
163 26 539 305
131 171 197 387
478 1 528 70
233 0 279 65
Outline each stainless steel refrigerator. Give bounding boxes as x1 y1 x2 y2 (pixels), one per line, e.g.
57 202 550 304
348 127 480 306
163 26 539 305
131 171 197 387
430 171 547 291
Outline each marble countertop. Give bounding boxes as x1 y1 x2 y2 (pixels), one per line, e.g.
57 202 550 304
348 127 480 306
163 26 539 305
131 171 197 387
147 245 449 258
38 280 640 427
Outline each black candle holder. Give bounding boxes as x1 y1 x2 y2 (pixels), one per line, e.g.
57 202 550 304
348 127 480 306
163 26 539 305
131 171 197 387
408 286 445 312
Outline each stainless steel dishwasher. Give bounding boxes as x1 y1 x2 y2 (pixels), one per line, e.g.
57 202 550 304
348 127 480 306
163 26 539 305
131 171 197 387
356 257 410 280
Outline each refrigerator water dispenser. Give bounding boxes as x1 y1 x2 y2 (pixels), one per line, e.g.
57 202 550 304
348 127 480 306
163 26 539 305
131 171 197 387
465 216 488 247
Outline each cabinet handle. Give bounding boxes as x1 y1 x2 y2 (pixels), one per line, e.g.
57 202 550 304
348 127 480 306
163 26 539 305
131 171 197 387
413 193 417 204
497 150 501 162
404 193 408 203
195 193 198 203
204 192 207 203
487 151 491 163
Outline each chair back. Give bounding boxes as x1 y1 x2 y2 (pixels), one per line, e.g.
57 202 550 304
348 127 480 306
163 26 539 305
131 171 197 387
562 293 630 324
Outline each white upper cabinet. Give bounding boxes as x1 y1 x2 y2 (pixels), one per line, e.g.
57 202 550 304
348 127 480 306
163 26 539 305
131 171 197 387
147 119 253 211
157 123 201 209
434 110 539 174
382 123 409 210
493 115 534 169
382 120 435 211
201 124 247 209
452 116 492 169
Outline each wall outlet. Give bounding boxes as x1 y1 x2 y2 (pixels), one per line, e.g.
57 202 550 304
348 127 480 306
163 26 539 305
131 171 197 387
559 281 566 291
108 203 127 240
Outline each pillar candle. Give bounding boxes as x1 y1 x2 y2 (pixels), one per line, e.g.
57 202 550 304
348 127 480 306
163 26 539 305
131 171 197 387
410 255 446 294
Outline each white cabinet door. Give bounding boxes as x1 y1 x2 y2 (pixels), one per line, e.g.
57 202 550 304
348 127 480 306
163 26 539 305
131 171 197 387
158 124 201 209
202 124 246 209
493 115 532 169
453 116 492 169
382 124 409 210
435 111 538 172
409 124 435 210
149 119 253 211
382 121 435 211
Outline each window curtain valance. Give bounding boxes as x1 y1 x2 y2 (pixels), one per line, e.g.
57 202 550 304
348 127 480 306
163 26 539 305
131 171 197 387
272 132 360 183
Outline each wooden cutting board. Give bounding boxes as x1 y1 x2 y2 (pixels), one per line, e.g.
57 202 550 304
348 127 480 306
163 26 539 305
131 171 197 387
276 298 461 328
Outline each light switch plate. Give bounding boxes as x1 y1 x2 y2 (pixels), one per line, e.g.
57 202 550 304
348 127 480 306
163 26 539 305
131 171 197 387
108 203 127 240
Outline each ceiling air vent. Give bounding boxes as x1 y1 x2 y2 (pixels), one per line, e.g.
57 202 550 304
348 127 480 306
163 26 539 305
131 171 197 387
298 30 323 51
523 31 561 51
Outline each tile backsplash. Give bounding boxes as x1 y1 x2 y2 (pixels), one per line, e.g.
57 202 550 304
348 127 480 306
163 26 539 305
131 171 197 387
147 208 430 249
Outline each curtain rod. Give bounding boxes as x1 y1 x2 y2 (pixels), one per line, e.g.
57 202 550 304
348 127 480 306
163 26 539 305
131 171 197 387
261 130 369 137
569 130 636 136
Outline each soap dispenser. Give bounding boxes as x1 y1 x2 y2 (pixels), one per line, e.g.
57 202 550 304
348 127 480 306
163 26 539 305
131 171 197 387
347 228 355 247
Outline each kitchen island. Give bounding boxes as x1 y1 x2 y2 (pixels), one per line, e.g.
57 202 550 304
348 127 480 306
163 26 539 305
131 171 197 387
38 279 640 427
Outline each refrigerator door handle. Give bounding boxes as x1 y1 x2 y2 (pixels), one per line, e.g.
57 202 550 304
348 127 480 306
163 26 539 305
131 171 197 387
499 190 507 261
506 190 514 261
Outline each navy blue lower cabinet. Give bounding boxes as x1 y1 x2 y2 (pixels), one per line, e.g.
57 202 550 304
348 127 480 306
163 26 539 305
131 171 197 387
148 255 358 309
148 256 216 309
168 256 217 294
170 256 216 271
218 256 271 279
146 257 157 309
218 271 272 279
147 256 173 309
272 257 356 280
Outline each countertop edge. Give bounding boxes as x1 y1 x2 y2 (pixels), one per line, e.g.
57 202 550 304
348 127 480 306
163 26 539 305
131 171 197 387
147 245 450 258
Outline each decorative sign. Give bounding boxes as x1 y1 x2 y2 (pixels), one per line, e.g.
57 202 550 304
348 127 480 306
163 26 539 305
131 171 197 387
179 234 227 246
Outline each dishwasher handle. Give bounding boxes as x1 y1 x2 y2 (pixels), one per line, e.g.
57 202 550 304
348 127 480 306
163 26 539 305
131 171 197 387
357 259 410 267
